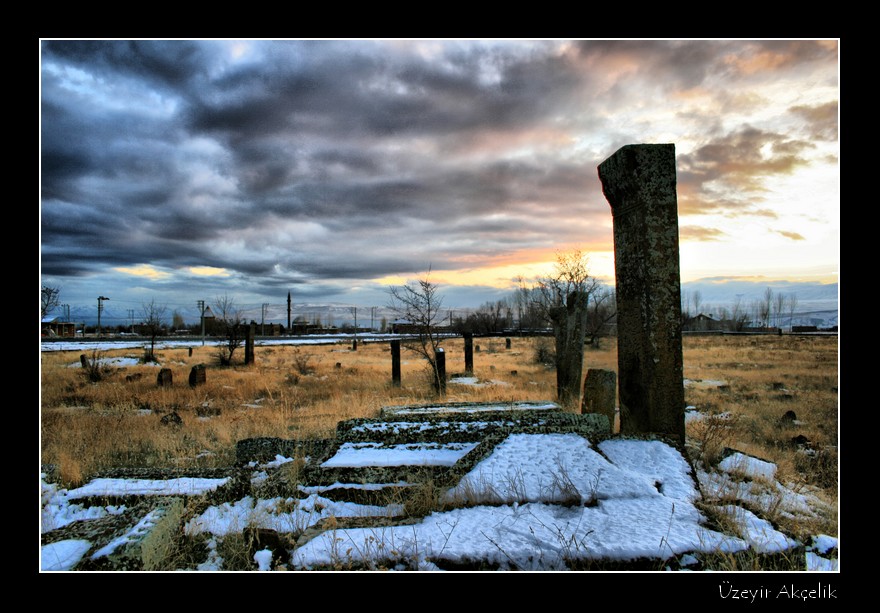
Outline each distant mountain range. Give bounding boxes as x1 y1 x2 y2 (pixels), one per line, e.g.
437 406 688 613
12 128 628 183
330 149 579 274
681 279 838 312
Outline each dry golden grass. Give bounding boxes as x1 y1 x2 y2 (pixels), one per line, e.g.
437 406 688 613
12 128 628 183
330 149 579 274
41 335 838 515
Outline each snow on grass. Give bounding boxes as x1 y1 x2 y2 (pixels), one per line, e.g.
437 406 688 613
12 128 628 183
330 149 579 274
805 552 838 571
683 378 727 388
812 534 838 554
66 477 230 500
67 356 156 368
716 505 799 553
685 409 734 424
321 442 479 468
41 539 92 571
43 334 420 353
449 377 512 388
697 468 822 521
41 476 126 533
185 494 404 537
719 452 777 482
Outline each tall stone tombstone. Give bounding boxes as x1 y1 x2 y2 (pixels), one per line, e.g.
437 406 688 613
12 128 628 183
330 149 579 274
390 340 401 387
598 143 685 443
463 333 474 375
244 323 255 365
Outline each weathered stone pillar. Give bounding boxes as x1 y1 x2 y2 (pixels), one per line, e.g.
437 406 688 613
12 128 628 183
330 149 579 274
463 333 474 375
582 369 617 430
434 347 446 396
505 337 512 350
80 354 88 368
189 364 206 388
244 323 255 365
157 368 173 387
188 347 193 357
598 143 685 442
390 340 401 387
352 339 358 351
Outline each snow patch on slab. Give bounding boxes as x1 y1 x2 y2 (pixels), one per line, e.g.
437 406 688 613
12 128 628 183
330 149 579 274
41 539 93 571
447 434 667 506
291 498 748 570
185 494 404 537
67 477 230 499
321 442 479 467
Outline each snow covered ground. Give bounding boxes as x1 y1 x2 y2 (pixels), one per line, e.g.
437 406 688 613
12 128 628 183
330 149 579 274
40 333 424 353
40 429 838 572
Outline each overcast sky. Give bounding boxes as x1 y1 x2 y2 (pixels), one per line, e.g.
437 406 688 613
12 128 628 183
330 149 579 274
40 39 839 321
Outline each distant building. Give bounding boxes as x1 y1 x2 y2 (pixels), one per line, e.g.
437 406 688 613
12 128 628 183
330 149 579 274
41 316 75 338
682 313 722 332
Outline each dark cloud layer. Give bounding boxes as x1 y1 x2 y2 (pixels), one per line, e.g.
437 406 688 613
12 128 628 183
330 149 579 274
40 39 838 307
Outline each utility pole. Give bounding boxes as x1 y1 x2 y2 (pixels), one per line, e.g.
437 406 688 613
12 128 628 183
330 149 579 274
351 306 358 341
97 296 109 337
371 306 376 332
197 300 206 346
262 303 269 336
128 309 135 333
287 291 291 335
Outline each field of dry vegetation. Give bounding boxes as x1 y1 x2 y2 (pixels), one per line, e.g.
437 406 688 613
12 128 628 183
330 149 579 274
40 334 838 543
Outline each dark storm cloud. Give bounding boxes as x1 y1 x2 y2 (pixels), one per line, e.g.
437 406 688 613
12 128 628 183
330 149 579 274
42 39 207 90
40 39 837 309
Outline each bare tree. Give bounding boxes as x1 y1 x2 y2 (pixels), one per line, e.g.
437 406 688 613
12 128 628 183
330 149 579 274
691 290 703 317
141 299 167 362
387 271 445 392
585 287 617 348
787 293 799 331
41 286 61 320
759 287 773 328
214 295 244 365
533 250 600 407
774 291 786 329
172 310 186 331
730 297 748 331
